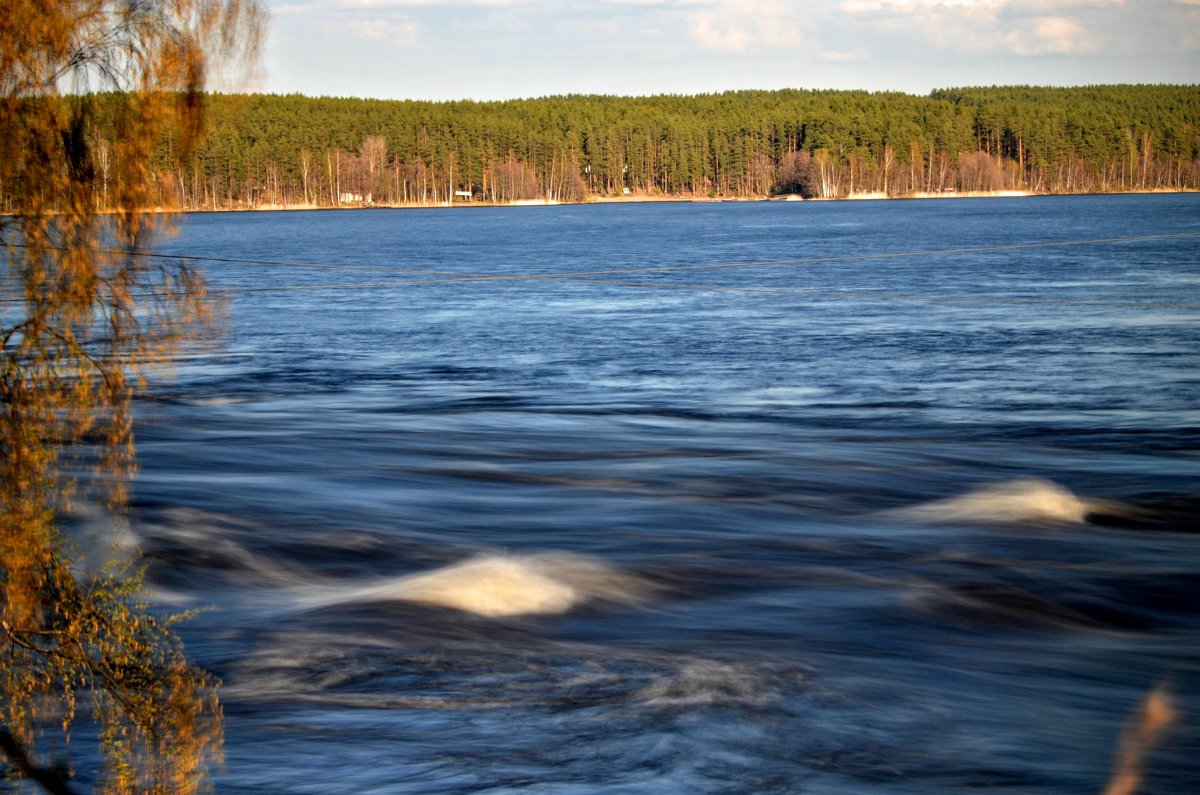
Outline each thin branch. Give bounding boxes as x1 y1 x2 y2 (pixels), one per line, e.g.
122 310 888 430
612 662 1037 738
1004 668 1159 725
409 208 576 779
0 727 79 795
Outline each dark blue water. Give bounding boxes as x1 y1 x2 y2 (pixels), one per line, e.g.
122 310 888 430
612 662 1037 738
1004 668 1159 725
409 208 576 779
121 195 1199 793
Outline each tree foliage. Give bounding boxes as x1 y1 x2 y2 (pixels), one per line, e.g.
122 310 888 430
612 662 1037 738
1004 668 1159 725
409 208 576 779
106 85 1200 208
1 1 262 791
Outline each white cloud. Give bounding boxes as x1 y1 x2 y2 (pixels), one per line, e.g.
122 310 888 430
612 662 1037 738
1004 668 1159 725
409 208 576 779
602 0 711 5
260 0 1199 100
842 0 1119 10
272 0 432 45
273 0 529 11
1179 6 1200 47
684 0 804 53
1004 15 1095 53
821 47 871 61
836 0 1125 55
689 16 751 50
348 17 420 43
841 0 1001 11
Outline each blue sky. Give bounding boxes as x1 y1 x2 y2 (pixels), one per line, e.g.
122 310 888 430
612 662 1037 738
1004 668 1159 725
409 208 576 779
248 0 1200 100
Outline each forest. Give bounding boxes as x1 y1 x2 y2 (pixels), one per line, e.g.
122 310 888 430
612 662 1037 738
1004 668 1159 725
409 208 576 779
8 85 1200 210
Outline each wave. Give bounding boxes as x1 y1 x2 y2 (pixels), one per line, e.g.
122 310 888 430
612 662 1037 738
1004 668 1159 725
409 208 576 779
884 478 1129 525
633 660 784 708
301 552 654 618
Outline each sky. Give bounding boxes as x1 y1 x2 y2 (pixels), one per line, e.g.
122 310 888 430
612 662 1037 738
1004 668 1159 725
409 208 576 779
248 0 1200 101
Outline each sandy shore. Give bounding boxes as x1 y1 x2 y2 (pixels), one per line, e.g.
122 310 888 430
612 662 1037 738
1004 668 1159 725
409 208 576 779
183 187 1193 214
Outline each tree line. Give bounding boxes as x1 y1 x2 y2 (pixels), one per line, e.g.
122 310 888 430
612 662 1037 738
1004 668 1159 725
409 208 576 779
6 85 1199 211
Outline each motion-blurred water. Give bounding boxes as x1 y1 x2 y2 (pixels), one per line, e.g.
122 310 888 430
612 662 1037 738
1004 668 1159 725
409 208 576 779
104 195 1200 792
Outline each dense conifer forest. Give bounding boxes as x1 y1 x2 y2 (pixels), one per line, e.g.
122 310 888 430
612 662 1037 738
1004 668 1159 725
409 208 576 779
10 85 1200 210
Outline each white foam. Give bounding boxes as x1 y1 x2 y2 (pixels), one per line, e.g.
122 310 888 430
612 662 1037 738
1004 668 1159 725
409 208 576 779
887 478 1099 524
307 552 651 618
634 661 776 707
64 502 140 575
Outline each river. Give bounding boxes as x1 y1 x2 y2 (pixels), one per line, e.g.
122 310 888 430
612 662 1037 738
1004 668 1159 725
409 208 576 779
105 194 1200 793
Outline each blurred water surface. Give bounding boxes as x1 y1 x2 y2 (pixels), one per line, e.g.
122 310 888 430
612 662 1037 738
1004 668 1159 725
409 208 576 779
114 195 1199 792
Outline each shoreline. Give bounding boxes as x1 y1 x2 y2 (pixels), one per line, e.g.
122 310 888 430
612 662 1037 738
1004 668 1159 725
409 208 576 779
174 187 1196 215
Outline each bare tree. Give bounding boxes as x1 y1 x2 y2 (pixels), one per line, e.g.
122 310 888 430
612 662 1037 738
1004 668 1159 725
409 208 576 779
879 143 896 196
361 135 387 204
300 148 314 206
775 150 815 198
488 155 542 203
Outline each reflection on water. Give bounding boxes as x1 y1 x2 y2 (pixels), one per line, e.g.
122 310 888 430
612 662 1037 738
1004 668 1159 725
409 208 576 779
97 195 1200 792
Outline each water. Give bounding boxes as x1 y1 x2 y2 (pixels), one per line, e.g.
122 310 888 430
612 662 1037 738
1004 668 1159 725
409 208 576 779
103 195 1200 791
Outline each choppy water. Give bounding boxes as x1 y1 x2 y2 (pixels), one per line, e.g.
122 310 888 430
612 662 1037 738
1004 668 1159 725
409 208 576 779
94 195 1200 792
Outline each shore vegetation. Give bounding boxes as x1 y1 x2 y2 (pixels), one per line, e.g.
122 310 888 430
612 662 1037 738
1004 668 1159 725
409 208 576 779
26 85 1197 211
